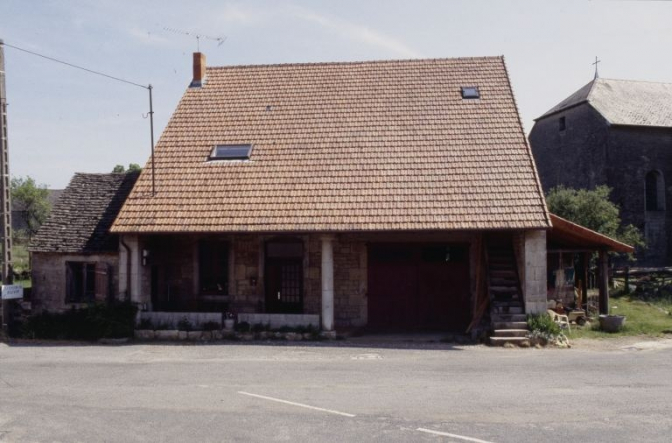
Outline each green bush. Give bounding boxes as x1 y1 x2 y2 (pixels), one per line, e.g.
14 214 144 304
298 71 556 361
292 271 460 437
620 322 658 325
527 313 561 336
176 317 193 331
202 321 221 331
251 322 270 333
22 302 138 340
235 321 250 332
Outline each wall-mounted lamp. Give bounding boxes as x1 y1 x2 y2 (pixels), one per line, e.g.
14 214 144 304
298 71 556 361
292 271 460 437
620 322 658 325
250 276 257 286
142 249 150 266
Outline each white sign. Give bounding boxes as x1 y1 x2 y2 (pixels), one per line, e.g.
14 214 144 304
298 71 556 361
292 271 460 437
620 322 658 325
1 284 23 300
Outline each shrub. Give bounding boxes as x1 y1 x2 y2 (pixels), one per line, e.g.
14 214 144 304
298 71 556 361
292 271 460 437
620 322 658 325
154 321 172 331
251 322 270 333
235 321 250 332
21 302 138 340
177 317 193 331
202 321 221 331
527 313 561 336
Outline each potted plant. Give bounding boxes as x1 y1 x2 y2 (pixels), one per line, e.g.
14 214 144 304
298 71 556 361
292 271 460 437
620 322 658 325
599 306 626 333
223 312 235 330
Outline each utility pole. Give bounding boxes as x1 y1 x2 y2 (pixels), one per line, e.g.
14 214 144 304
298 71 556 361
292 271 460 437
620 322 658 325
0 39 14 331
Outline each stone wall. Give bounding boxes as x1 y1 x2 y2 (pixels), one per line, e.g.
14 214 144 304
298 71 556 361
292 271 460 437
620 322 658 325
123 231 490 330
31 252 119 313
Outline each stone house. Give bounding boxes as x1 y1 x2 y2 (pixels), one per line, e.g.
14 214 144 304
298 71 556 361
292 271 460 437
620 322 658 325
28 172 138 312
110 53 553 333
529 78 672 266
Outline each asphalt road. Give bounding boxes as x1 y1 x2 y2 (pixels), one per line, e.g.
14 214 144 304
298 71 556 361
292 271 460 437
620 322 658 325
1 338 671 442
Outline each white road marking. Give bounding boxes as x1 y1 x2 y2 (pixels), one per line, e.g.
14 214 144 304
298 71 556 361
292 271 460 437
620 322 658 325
416 427 495 443
237 391 356 418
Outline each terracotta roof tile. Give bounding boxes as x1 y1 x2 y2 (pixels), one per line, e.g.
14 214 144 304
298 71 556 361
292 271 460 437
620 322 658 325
112 57 549 233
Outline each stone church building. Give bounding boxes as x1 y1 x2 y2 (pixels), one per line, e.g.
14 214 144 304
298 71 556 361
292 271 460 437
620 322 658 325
529 78 672 266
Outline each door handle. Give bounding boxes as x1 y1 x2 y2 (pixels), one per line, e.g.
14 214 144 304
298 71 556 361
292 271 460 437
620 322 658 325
277 291 281 300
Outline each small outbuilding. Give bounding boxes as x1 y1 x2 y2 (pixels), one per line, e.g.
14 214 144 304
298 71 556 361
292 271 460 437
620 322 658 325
28 172 138 313
547 214 634 315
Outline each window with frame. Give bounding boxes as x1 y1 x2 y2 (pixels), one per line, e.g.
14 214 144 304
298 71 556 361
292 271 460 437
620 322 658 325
461 86 480 99
645 170 665 211
208 144 252 161
66 262 96 303
199 240 229 295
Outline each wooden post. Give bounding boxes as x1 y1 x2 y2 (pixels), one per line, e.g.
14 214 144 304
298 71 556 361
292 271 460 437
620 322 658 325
581 252 589 310
598 250 609 315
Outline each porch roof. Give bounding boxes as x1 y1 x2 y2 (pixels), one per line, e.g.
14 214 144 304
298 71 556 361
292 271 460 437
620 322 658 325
548 214 634 253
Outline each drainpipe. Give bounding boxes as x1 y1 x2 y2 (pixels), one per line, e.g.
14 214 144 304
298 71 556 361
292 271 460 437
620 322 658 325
119 236 132 302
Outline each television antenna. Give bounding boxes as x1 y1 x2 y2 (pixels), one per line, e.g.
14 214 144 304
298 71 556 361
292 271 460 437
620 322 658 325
162 26 226 52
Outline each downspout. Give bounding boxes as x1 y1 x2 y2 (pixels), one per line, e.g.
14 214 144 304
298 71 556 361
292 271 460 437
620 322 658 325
119 236 132 302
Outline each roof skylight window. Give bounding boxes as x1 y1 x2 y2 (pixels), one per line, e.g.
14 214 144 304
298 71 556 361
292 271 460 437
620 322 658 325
461 86 480 99
209 144 252 160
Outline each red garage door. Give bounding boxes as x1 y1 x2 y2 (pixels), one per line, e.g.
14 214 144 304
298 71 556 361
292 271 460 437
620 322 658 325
367 243 471 331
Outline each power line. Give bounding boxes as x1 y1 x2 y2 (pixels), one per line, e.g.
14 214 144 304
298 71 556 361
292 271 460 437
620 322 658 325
0 41 157 196
1 42 148 90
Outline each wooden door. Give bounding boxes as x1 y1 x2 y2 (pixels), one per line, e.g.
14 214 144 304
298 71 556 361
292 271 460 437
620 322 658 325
265 239 304 313
368 243 471 331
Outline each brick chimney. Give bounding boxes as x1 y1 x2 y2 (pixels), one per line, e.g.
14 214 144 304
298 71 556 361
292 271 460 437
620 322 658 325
191 52 206 87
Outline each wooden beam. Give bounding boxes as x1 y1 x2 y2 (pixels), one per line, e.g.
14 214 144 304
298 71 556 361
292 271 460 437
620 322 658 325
598 250 609 315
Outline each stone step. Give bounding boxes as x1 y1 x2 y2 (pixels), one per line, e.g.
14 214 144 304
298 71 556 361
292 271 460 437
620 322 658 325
491 300 522 307
492 329 528 337
488 254 515 260
488 258 516 268
490 272 517 280
491 313 527 322
492 306 524 315
492 321 528 330
489 277 517 286
489 337 531 347
489 286 518 294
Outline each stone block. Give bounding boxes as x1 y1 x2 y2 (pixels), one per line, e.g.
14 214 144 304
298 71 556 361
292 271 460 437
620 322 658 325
134 330 155 340
187 331 202 341
320 330 337 340
155 330 179 340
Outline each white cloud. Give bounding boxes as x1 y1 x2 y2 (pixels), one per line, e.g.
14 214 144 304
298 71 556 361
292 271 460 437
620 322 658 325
290 6 421 59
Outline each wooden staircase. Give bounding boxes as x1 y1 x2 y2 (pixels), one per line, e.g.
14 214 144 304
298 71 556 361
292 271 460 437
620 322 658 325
486 242 530 347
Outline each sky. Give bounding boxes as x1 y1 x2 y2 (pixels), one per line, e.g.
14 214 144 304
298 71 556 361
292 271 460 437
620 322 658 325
1 0 671 189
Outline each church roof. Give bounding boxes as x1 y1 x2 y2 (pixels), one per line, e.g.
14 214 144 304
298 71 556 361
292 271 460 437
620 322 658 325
537 78 672 128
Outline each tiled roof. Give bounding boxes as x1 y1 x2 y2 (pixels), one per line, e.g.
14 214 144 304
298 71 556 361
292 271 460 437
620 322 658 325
538 78 672 127
112 57 550 233
30 172 139 253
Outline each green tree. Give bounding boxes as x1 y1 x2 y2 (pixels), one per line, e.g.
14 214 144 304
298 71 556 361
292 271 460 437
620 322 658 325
11 176 51 241
112 163 142 173
546 185 645 254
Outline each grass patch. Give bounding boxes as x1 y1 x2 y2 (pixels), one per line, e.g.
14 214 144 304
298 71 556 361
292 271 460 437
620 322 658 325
15 279 31 289
13 243 30 273
568 294 672 339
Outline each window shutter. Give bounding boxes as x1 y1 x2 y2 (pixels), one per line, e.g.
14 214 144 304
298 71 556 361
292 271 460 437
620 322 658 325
94 262 110 302
66 263 75 302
